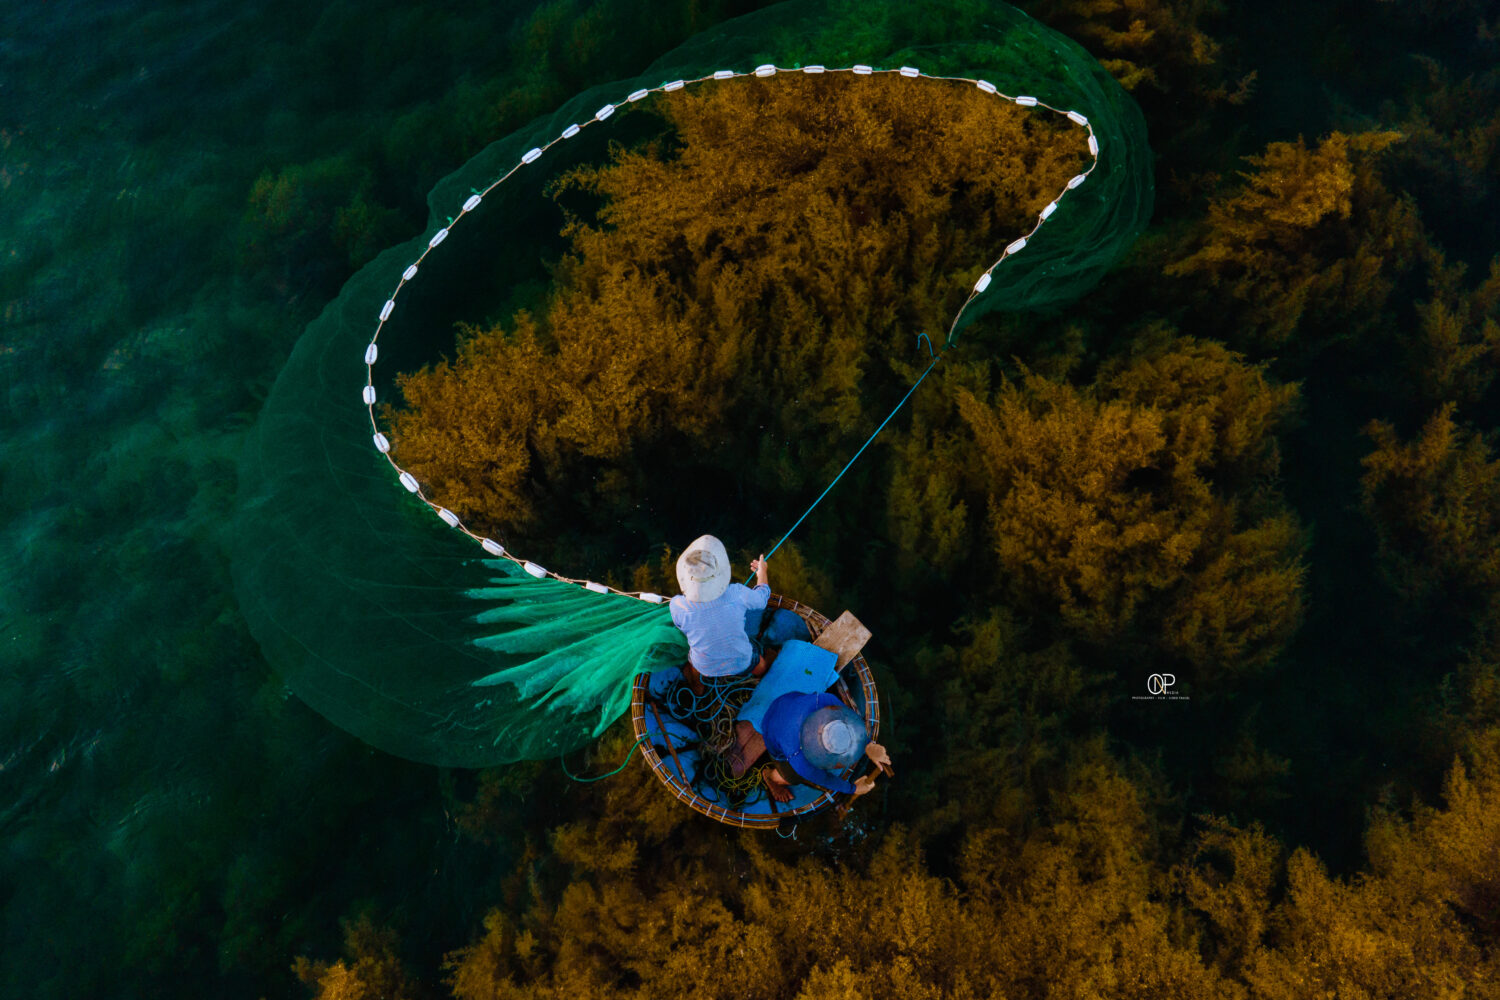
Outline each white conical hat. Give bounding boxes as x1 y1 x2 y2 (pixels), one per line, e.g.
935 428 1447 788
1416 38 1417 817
675 534 730 602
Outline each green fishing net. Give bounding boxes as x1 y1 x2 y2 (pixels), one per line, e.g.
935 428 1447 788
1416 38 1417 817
233 0 1153 767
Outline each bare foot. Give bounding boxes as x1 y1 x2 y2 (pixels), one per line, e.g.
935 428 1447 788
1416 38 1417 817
762 766 794 803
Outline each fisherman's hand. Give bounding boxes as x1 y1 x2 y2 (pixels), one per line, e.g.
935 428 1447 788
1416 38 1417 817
853 775 877 796
865 742 894 777
751 554 769 585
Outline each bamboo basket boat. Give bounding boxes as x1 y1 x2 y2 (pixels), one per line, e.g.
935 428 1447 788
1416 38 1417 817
630 593 880 829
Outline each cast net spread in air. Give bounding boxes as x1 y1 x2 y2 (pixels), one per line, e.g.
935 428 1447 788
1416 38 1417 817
232 0 1154 768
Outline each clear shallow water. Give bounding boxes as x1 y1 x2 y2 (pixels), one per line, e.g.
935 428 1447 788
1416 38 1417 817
4 0 1494 995
4 1 805 990
0 3 571 994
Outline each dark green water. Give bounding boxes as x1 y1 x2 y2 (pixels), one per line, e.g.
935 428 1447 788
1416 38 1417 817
0 2 768 995
0 5 488 995
3 1 1495 996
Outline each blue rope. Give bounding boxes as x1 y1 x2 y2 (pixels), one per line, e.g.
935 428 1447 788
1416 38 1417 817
747 345 945 579
561 733 650 783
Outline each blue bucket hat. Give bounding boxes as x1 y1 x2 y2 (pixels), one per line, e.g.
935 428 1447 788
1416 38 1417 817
799 704 868 770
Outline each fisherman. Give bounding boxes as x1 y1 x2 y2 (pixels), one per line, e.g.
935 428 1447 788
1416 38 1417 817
670 535 773 690
759 692 893 803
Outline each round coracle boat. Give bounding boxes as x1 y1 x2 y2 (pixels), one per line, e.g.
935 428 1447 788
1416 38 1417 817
630 593 880 829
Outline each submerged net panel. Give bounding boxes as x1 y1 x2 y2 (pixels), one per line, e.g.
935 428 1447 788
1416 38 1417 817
233 0 1153 768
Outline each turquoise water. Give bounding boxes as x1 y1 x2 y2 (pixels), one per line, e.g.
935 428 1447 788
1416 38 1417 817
1 6 450 995
0 2 754 994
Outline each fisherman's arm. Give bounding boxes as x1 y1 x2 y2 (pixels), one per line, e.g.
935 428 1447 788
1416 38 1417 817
743 554 771 607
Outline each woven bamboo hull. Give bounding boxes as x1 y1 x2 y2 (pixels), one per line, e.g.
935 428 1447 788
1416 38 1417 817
630 593 880 829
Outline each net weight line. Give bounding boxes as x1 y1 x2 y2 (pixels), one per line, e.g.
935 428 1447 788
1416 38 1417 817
749 346 945 581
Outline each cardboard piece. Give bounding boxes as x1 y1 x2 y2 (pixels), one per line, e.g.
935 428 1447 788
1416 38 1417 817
814 611 871 671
